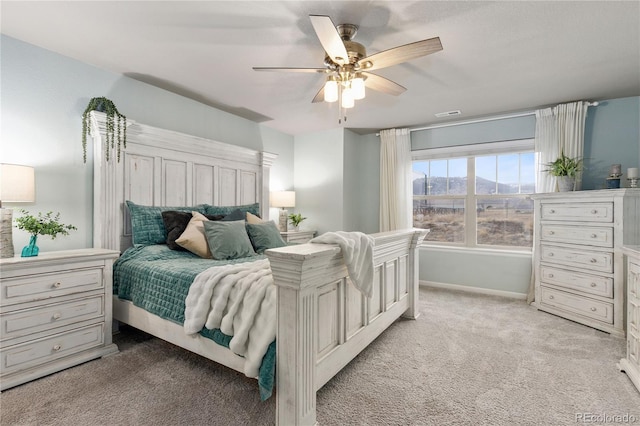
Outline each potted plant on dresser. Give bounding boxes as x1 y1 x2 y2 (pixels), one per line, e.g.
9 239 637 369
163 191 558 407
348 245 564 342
545 152 583 192
15 210 76 257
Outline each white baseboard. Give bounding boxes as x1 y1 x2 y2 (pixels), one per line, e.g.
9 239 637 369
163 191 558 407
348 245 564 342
420 280 527 300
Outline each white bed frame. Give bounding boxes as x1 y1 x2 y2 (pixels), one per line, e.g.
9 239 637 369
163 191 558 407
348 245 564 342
90 112 427 425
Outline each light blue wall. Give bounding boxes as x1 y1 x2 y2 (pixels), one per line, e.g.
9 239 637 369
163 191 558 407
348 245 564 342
1 35 294 253
343 131 380 234
293 128 345 234
583 97 640 190
411 97 640 295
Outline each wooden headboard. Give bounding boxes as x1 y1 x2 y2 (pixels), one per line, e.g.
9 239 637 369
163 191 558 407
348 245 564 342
90 112 277 253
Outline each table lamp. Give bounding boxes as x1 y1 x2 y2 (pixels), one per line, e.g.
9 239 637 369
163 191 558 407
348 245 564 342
0 164 36 258
270 191 295 231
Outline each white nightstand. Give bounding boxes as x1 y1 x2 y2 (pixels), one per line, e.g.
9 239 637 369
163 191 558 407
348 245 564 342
280 230 317 244
0 248 120 390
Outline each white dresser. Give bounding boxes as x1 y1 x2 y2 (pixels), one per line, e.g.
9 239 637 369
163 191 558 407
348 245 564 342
532 189 640 337
621 245 640 392
0 248 120 390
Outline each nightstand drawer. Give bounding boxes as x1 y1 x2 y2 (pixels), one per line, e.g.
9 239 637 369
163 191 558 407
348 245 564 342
540 225 613 248
0 323 104 375
540 245 613 273
540 286 613 324
1 268 103 306
1 296 104 342
540 266 613 298
540 202 613 222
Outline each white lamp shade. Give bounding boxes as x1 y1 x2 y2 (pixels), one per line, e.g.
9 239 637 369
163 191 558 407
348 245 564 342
341 87 354 108
270 191 295 208
0 164 35 203
324 79 338 103
352 76 365 100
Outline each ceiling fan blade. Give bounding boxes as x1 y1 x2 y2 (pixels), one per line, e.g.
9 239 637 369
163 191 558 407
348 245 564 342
362 72 406 96
312 85 325 103
359 37 443 71
309 15 349 65
253 67 327 73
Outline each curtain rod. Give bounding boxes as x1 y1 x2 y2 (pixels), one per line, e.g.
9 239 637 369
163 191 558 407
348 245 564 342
376 101 599 136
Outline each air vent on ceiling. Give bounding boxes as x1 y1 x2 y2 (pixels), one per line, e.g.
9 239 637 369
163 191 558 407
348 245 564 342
434 110 461 118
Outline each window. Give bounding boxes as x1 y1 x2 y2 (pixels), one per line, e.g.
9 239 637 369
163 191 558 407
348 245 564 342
412 140 535 250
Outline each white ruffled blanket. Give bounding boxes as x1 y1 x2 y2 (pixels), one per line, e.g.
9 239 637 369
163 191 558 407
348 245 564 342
183 258 275 378
310 231 375 298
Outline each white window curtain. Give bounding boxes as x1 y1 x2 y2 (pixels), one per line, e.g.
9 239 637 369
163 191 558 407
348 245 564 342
528 101 589 303
379 128 412 231
534 101 588 193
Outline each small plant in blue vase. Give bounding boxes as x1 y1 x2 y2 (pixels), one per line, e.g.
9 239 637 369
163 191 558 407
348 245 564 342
15 210 77 257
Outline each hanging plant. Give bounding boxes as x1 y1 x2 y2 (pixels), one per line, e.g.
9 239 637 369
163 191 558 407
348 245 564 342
81 97 127 163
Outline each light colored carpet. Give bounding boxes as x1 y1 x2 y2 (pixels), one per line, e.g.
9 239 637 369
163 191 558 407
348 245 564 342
1 287 639 426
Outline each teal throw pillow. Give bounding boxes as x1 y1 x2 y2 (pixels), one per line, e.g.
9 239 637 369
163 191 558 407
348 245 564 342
203 220 256 260
246 221 287 254
126 200 206 246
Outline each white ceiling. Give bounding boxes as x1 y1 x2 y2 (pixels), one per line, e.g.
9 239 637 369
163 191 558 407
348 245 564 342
2 1 639 136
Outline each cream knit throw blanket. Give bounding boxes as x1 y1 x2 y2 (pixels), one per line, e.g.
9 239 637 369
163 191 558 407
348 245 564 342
310 231 375 298
183 258 275 378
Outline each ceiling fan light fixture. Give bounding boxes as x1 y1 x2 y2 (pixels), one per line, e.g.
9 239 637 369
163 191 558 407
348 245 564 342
324 77 339 103
352 74 365 100
341 86 354 108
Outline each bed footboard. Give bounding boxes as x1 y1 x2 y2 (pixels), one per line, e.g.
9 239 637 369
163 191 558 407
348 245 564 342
265 229 427 426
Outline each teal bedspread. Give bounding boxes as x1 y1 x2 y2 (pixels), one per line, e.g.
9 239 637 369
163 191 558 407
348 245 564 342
113 245 275 400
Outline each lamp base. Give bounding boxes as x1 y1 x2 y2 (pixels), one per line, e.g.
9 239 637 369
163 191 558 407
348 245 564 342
0 208 15 258
278 209 288 231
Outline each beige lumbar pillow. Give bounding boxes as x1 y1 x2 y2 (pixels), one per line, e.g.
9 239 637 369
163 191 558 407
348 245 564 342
246 212 263 224
175 211 212 258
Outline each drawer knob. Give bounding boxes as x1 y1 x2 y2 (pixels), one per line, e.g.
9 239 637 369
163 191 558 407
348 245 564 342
548 231 555 235
590 283 597 288
548 252 554 257
548 274 554 278
590 258 597 263
52 344 62 352
548 295 554 300
590 307 597 312
590 234 597 238
591 209 598 214
52 312 62 320
549 209 555 214
53 282 62 288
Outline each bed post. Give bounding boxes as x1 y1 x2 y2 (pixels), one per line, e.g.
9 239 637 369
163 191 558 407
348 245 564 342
260 152 277 220
266 244 343 426
402 229 429 319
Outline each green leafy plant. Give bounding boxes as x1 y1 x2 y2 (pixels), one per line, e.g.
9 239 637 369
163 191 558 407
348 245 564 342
81 97 127 163
288 213 307 227
544 152 583 177
15 210 77 239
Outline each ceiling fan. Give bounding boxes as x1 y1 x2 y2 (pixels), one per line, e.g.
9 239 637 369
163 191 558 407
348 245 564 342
253 15 443 122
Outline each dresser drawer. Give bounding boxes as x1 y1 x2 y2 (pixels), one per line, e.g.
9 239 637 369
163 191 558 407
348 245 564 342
540 245 613 273
540 225 613 248
0 323 104 375
1 296 104 342
540 266 613 298
1 268 103 307
539 286 613 324
540 202 613 222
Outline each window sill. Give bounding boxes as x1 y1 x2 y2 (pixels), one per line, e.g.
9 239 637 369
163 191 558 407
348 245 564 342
419 244 532 258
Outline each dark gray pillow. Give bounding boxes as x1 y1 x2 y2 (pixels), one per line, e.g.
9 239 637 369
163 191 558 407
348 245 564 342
246 221 287 254
203 220 256 260
162 211 224 251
